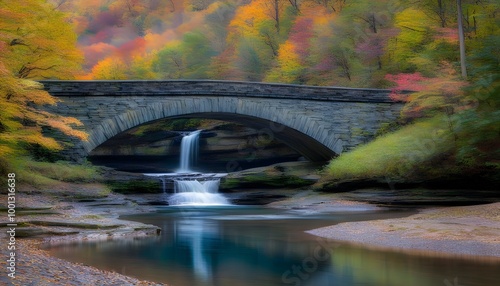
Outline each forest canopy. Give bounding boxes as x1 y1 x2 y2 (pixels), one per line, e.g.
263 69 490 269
51 0 499 88
51 0 498 180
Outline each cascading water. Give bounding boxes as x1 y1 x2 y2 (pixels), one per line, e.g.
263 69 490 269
178 130 201 173
169 179 229 206
166 130 230 206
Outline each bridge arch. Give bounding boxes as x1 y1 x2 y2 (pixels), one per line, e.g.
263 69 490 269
82 98 341 161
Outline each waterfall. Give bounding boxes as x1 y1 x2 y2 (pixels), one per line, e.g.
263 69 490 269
162 129 230 206
178 130 201 173
169 179 229 206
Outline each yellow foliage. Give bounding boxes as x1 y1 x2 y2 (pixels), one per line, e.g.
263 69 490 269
265 41 303 83
130 55 157 79
388 7 434 69
0 0 83 79
228 0 269 40
91 57 128 80
0 0 88 160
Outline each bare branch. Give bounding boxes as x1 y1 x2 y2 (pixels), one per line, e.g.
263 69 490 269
9 38 28 47
53 0 68 10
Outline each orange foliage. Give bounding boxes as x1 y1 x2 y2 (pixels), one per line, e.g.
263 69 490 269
228 0 269 39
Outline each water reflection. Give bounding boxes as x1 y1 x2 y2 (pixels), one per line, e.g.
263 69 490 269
47 207 500 286
175 219 217 282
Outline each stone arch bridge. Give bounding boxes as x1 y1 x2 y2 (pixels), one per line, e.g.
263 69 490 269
40 80 403 162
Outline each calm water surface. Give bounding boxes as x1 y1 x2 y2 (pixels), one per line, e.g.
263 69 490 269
47 206 500 286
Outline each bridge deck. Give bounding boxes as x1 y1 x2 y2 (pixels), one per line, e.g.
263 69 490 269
40 80 397 103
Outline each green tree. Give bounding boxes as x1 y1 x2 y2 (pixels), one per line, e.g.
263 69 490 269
235 39 266 81
182 32 216 78
154 42 185 79
455 33 500 165
153 32 216 79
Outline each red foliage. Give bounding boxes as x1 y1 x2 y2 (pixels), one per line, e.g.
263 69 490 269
435 27 459 43
82 42 117 70
289 17 314 61
116 37 147 59
314 56 334 72
356 34 385 62
385 73 428 101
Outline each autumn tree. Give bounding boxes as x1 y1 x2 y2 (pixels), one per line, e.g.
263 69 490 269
417 0 455 28
265 16 315 83
129 54 157 79
225 0 276 81
91 57 128 79
0 0 87 159
2 0 83 79
264 0 286 33
307 0 347 13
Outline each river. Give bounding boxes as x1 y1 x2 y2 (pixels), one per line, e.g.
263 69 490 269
46 205 500 286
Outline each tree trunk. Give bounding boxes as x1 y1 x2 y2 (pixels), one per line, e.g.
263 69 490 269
438 0 446 27
275 0 280 33
456 0 467 79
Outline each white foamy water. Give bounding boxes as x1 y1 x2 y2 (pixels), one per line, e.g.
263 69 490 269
169 179 229 206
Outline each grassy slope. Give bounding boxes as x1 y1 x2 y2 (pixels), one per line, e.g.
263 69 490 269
7 158 103 188
325 116 456 181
